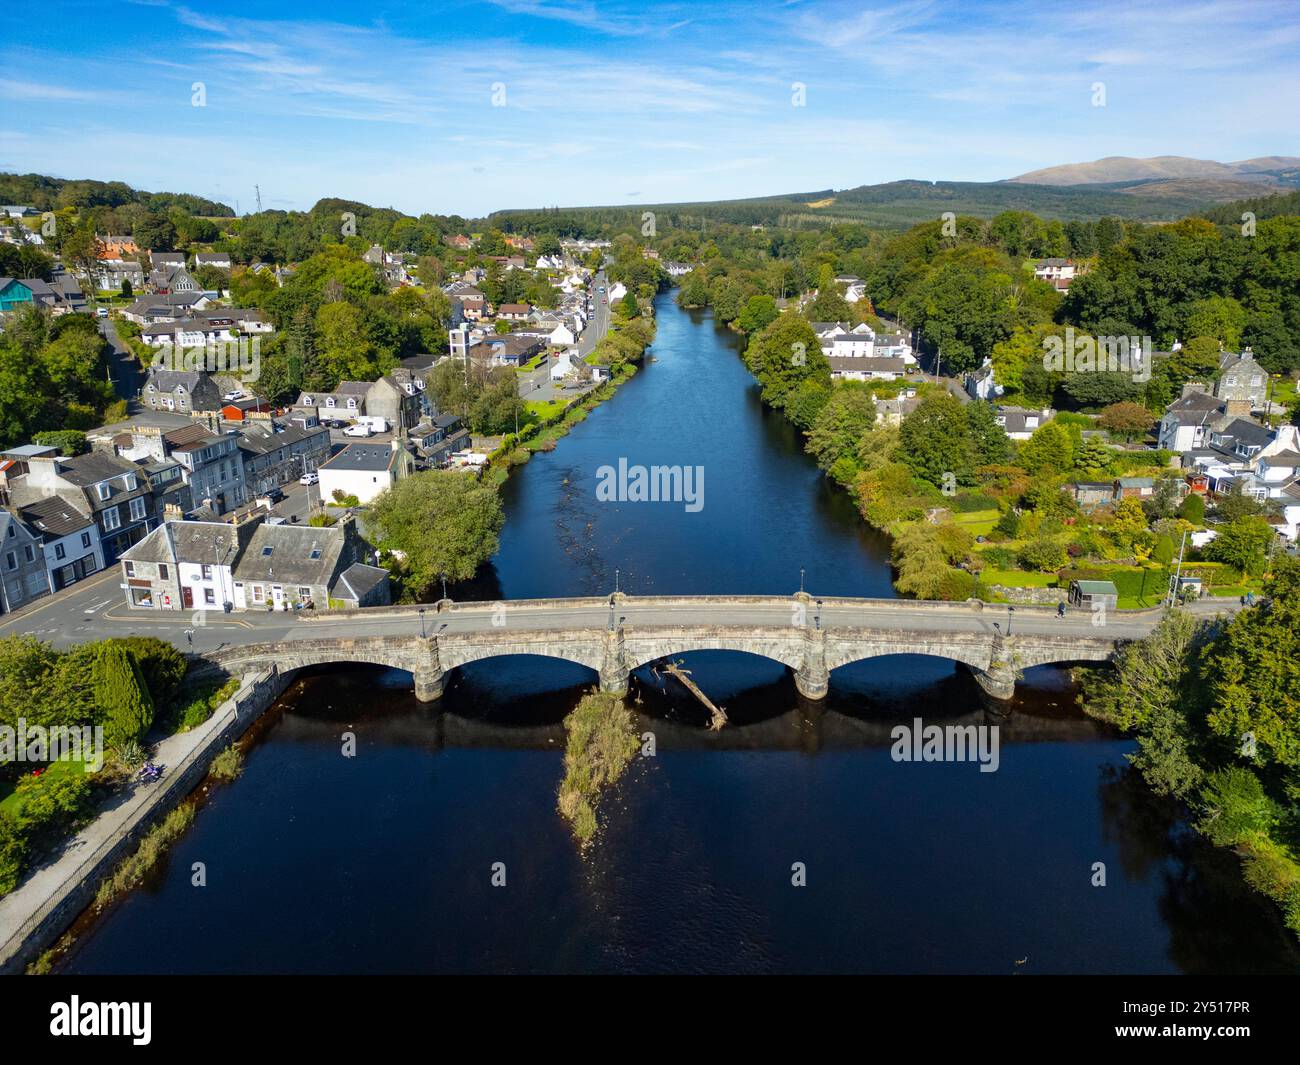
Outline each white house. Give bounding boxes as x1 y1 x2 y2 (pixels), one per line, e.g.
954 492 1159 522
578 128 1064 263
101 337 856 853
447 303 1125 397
548 323 577 347
550 349 577 381
318 442 413 505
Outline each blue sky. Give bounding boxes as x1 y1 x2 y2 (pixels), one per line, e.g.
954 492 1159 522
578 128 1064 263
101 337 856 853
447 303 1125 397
2 0 1297 217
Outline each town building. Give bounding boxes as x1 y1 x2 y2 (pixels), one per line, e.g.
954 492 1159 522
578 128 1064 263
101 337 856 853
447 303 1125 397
0 509 52 614
318 442 413 504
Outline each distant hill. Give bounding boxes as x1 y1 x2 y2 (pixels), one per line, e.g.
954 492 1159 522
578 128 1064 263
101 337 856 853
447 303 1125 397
0 172 233 217
494 173 1280 231
1008 155 1300 188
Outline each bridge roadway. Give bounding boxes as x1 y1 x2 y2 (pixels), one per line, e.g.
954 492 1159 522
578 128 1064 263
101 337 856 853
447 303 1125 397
205 594 1192 703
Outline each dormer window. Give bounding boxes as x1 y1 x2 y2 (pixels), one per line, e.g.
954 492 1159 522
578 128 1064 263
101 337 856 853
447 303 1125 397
125 474 137 491
97 483 111 501
303 396 313 405
325 397 335 407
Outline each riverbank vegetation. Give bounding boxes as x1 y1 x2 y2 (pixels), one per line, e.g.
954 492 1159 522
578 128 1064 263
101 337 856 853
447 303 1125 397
370 471 505 600
0 634 216 897
557 690 640 846
1082 559 1300 939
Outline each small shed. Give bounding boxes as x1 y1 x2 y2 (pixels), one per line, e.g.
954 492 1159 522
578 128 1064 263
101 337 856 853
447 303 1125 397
1069 579 1119 609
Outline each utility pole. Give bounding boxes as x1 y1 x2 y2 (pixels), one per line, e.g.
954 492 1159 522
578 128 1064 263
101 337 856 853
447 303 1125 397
1168 528 1189 607
254 184 263 213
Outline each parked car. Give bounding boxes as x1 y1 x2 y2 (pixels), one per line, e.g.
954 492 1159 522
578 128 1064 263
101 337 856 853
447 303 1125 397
258 487 284 505
96 307 109 318
299 472 320 486
223 390 244 402
324 419 347 429
343 424 372 438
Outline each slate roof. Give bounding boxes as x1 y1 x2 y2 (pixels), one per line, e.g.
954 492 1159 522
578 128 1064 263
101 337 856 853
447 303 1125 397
332 562 389 602
234 524 347 586
17 496 95 538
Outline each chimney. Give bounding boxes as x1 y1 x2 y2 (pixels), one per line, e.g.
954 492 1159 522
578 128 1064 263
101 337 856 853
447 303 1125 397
1181 381 1209 398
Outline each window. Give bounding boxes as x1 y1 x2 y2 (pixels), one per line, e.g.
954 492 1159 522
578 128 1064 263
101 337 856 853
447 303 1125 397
55 543 66 560
252 585 264 602
81 532 91 548
298 587 311 598
159 564 169 581
24 545 34 562
262 547 273 557
201 564 213 580
129 497 147 522
124 561 135 577
125 474 137 491
204 588 216 605
4 551 14 571
97 483 112 501
102 508 121 531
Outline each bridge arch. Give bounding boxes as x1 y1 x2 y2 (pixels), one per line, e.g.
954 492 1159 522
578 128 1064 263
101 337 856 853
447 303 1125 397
623 638 806 675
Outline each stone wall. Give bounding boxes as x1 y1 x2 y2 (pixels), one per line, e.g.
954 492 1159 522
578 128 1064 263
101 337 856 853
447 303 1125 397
0 668 292 974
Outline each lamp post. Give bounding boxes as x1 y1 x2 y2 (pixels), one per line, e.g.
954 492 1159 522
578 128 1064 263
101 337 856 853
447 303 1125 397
440 573 448 601
614 568 620 596
1007 605 1015 636
419 607 427 639
799 568 806 595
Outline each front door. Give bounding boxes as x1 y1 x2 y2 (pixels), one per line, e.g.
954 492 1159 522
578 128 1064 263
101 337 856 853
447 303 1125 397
181 586 194 609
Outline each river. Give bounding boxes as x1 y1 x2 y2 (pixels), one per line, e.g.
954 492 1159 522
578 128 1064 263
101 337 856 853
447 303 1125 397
58 294 1300 974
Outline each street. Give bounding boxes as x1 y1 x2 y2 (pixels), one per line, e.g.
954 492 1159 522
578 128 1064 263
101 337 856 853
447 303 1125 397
518 270 612 402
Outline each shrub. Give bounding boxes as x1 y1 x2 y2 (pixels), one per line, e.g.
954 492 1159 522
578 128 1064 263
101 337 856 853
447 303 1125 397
1197 767 1277 847
13 771 93 839
1179 493 1206 524
951 492 998 513
94 642 154 748
209 744 244 782
981 546 1016 569
110 636 186 706
0 810 27 896
1018 537 1068 572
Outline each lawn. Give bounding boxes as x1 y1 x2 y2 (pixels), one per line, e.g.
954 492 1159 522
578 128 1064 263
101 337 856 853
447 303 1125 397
524 398 568 423
0 755 98 816
977 568 1058 588
952 508 1000 537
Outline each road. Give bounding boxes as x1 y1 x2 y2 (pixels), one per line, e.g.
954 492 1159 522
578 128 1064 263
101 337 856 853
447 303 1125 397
98 317 142 406
517 270 612 402
0 573 1239 659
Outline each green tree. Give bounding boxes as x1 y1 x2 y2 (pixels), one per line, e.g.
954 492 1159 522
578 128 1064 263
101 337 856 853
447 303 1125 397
1016 421 1074 474
1204 516 1274 577
93 641 155 748
370 472 505 594
1203 557 1300 775
1098 401 1153 441
898 393 973 487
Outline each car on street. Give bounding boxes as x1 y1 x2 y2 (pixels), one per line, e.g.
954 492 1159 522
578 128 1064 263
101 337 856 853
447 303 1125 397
323 418 347 429
299 472 320 486
96 307 109 318
223 390 244 402
343 424 372 438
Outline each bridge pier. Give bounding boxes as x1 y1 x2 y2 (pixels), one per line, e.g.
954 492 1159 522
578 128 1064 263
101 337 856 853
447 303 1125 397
794 626 829 700
600 627 629 695
411 635 445 703
413 668 445 702
967 633 1018 700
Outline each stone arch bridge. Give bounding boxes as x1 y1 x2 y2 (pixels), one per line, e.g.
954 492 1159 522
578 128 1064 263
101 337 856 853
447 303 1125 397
205 594 1154 702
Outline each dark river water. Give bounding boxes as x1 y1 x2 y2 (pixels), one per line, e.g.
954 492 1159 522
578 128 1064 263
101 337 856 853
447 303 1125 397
60 295 1300 974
